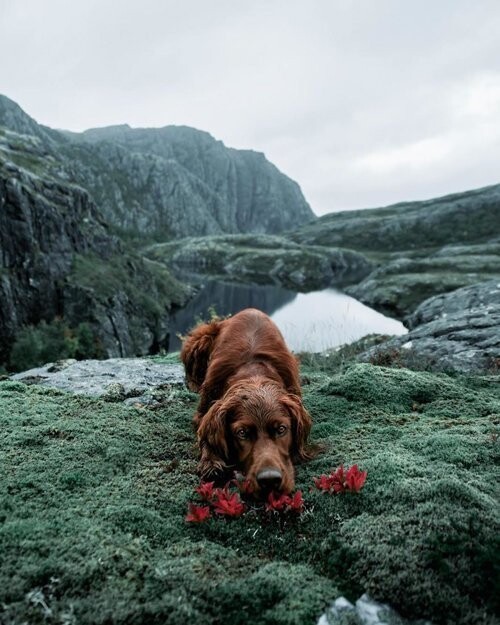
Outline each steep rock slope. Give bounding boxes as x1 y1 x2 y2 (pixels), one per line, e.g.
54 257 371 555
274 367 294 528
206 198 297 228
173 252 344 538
0 129 189 366
0 95 315 240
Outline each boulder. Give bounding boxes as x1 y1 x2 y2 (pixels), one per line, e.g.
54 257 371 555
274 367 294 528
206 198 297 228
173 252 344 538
359 280 500 373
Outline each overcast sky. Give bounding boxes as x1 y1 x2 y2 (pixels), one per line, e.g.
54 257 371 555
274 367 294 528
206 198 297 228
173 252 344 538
1 0 500 215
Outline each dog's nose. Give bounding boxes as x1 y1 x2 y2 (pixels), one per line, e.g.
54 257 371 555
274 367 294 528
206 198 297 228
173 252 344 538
256 468 283 490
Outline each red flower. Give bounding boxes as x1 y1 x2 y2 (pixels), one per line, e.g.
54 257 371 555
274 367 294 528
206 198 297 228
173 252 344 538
212 488 246 518
195 481 216 501
330 465 346 493
266 490 304 514
185 503 211 523
266 491 291 512
231 475 255 495
344 464 367 492
237 478 254 495
288 490 304 512
313 464 367 495
313 474 335 493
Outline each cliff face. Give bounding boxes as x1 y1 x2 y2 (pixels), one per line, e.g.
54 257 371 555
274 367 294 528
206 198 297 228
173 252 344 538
62 126 314 239
0 128 189 366
0 95 315 240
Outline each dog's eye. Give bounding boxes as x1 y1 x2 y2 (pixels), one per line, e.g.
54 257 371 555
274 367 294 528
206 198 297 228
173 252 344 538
276 424 288 436
236 428 249 440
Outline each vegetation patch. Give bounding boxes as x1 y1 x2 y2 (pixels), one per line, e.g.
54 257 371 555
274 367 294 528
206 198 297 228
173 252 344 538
8 319 103 372
70 253 189 315
1 361 499 624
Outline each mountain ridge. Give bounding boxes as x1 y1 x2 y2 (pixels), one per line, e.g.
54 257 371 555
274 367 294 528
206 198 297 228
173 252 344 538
0 94 315 240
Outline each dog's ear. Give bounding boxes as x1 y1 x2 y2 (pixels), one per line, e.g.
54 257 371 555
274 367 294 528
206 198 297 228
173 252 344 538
180 320 222 391
280 394 315 463
196 398 233 479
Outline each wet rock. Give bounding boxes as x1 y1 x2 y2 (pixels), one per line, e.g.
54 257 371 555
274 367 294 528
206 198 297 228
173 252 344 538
317 593 432 625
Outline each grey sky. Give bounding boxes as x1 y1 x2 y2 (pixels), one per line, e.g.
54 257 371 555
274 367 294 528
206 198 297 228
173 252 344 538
1 0 500 215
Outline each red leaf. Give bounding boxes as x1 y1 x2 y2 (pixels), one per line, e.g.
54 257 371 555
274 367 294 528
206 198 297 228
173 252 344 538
232 476 254 495
313 474 334 492
213 489 245 517
185 503 211 523
312 464 367 495
266 491 291 512
266 490 304 514
345 464 367 492
195 481 216 501
289 490 304 512
331 465 346 493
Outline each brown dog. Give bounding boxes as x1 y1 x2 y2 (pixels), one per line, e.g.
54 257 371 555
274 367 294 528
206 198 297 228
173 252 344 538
181 308 314 496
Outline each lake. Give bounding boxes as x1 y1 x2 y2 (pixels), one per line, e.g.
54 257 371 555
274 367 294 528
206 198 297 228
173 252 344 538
168 280 407 353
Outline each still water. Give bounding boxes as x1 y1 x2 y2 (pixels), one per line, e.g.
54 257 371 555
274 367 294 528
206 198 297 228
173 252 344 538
168 280 407 353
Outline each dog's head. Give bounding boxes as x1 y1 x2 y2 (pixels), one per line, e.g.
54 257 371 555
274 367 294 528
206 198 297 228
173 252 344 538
197 380 313 497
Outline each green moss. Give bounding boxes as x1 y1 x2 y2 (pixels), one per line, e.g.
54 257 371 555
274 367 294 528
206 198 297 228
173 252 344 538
1 363 499 624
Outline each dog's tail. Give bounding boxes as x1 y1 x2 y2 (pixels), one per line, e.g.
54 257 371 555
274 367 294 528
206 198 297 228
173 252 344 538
180 319 223 392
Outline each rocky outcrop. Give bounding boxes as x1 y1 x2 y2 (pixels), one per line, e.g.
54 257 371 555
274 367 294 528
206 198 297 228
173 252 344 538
146 234 373 292
318 593 432 625
359 280 500 373
0 94 61 146
0 95 315 240
11 357 184 405
345 243 500 318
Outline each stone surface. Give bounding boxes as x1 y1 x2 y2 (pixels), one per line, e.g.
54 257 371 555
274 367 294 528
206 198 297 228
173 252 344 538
359 280 500 373
11 357 185 400
317 593 432 625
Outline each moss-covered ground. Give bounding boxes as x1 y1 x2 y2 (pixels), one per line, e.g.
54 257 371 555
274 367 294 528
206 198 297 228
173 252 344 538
1 360 499 624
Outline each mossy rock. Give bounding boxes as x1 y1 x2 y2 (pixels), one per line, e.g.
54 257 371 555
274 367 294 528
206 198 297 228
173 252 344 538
1 362 499 624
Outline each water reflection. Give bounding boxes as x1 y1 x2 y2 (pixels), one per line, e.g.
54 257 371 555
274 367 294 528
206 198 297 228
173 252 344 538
168 280 407 353
271 289 407 353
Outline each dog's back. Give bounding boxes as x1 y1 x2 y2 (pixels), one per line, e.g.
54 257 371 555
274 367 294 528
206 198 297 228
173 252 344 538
181 309 301 413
